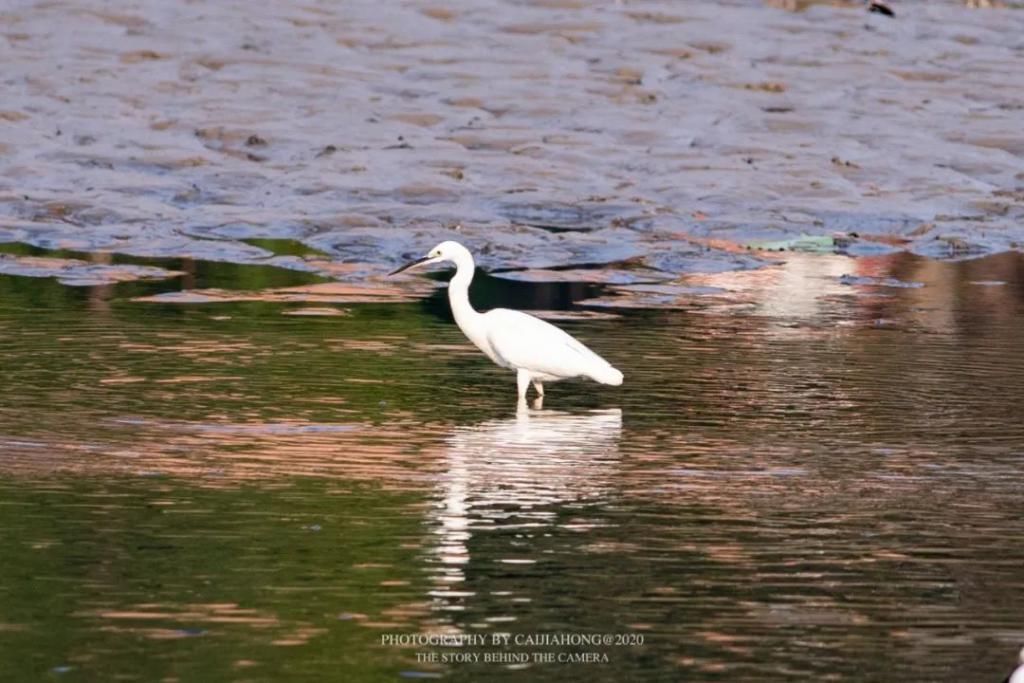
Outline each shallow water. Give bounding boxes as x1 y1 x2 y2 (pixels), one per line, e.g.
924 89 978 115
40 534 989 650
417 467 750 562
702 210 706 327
1 250 1023 681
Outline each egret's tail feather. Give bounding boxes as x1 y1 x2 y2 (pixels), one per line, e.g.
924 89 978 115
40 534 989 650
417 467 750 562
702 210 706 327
590 365 624 386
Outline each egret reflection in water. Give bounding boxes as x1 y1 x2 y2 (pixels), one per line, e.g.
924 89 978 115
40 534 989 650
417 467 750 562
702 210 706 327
427 407 623 614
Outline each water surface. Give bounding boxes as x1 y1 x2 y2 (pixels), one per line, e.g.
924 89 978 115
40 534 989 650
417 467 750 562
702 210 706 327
1 251 1023 681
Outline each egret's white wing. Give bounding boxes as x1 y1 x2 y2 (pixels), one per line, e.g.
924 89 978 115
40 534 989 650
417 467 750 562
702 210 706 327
482 308 616 380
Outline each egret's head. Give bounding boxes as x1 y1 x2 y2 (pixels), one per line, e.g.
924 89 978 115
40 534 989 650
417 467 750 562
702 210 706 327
389 240 466 275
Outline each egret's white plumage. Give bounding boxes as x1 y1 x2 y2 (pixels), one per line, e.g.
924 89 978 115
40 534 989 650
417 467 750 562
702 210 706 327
390 240 623 402
1008 647 1024 683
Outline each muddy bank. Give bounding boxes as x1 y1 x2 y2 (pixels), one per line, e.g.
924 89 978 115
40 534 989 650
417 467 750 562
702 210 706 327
2 0 1023 291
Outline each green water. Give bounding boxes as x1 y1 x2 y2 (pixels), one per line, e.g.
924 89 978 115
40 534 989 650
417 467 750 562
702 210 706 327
1 251 1024 682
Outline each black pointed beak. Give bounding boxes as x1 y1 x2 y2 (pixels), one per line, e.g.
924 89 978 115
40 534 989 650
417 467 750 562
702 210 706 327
388 255 431 276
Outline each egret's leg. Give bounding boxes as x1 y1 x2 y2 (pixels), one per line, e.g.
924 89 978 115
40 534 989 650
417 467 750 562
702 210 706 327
532 381 544 398
532 395 544 410
516 369 530 402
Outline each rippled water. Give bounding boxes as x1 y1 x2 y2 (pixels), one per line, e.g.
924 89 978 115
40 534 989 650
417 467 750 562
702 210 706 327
2 250 1023 681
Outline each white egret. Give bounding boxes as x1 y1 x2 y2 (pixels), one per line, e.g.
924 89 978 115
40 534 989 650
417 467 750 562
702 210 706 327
389 241 623 403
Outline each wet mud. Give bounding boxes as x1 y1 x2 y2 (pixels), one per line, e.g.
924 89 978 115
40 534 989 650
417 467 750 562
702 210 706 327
2 0 1024 293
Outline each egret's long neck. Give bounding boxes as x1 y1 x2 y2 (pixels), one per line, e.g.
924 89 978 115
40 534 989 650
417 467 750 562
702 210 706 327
447 252 482 335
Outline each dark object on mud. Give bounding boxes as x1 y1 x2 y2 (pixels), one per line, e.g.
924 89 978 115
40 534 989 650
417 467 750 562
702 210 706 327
316 144 338 158
868 1 895 17
831 156 860 169
384 135 413 150
246 134 267 147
